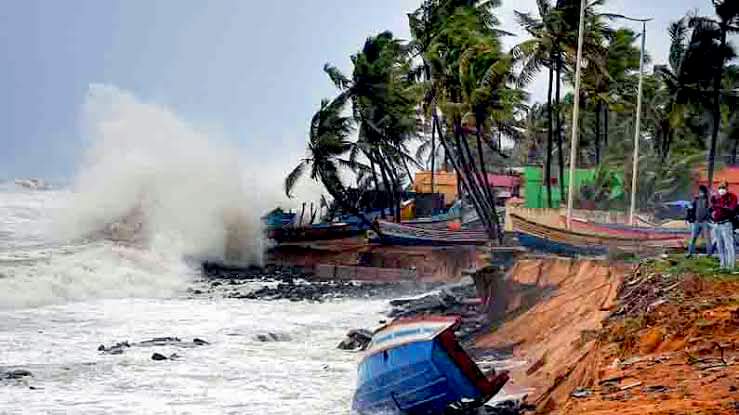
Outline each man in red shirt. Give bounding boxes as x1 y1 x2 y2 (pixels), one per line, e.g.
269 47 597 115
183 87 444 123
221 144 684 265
710 181 737 269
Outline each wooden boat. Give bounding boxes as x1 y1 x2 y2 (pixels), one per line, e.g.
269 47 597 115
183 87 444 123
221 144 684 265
511 213 687 256
368 220 489 246
566 217 690 240
352 316 508 414
266 222 363 243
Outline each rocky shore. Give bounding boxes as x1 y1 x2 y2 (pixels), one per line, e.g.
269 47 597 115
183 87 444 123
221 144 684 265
199 262 436 302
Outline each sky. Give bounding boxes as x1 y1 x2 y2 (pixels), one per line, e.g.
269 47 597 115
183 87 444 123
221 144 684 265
0 0 712 181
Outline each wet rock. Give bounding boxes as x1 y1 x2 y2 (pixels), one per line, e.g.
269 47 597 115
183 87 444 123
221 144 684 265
137 337 181 347
98 341 130 355
337 329 373 351
151 353 168 361
193 338 210 346
3 369 33 380
254 332 292 342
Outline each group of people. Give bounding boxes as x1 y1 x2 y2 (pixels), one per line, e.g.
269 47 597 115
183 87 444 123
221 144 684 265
686 181 738 269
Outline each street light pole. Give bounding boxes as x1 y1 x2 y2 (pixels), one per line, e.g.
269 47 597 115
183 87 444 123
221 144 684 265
565 0 588 230
629 19 649 226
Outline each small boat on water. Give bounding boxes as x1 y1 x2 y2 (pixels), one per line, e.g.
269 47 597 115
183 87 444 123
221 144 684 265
368 220 489 246
352 316 508 415
511 213 687 256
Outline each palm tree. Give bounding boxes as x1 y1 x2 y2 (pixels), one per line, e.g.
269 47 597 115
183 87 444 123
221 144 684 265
408 0 515 241
690 1 739 188
582 27 641 163
325 31 420 222
284 97 374 229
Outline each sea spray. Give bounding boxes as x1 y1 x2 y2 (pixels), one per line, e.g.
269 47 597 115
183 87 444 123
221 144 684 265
0 84 289 309
58 84 268 264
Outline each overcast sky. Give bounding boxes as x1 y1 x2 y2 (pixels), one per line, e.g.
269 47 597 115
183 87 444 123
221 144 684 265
0 0 713 180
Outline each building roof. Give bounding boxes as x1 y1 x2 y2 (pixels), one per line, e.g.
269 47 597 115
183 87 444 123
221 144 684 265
696 166 739 187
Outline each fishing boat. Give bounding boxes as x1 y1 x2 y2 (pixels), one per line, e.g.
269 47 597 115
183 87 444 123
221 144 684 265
566 217 690 240
368 220 489 246
266 222 363 243
511 213 687 256
352 316 508 415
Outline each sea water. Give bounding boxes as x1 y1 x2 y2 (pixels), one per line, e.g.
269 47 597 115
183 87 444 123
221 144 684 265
0 184 385 415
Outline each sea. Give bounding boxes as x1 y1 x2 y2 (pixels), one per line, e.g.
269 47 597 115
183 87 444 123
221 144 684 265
0 181 390 415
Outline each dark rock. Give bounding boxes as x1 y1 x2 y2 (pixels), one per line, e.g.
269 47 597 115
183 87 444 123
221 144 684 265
254 332 291 342
98 341 130 355
151 353 168 361
137 337 181 347
337 329 374 351
193 338 210 346
3 369 33 379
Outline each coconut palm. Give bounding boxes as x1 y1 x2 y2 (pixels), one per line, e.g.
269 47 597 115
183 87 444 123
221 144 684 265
690 1 739 188
284 97 374 229
325 31 420 221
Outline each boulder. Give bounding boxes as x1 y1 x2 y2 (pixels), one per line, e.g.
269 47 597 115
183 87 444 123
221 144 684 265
337 329 373 351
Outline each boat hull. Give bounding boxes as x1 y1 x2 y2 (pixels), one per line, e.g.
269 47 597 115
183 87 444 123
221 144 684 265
369 220 489 246
511 214 687 256
352 317 506 414
267 223 362 243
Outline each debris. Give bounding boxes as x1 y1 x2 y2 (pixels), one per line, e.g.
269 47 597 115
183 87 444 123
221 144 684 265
619 381 643 391
571 387 592 398
642 385 669 393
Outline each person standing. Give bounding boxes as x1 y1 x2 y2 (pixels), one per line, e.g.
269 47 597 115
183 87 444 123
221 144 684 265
710 181 737 269
687 185 712 257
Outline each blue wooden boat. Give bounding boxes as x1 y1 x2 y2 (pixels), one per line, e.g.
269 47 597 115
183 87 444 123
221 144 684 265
352 316 508 415
368 220 489 246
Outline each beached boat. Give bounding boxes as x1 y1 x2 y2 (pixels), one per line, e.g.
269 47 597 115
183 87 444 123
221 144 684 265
267 222 363 243
368 220 489 246
566 217 690 240
352 316 508 415
511 213 687 256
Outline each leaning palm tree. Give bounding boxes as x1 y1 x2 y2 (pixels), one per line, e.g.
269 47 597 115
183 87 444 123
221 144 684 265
324 31 420 222
285 97 375 229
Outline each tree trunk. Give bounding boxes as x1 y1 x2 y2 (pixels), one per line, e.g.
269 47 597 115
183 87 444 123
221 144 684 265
555 53 565 201
604 106 609 147
707 26 727 189
475 124 501 241
368 154 384 219
375 149 395 221
458 124 495 221
434 114 497 240
545 60 554 208
595 101 601 165
431 117 436 195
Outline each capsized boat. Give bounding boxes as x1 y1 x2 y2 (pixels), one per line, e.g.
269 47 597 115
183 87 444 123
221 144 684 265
352 316 508 415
